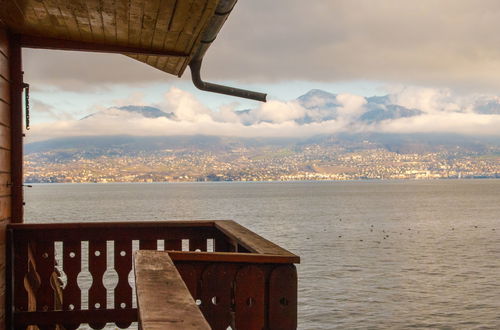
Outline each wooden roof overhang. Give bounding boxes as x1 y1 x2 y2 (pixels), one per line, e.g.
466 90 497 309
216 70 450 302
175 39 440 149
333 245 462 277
0 0 266 101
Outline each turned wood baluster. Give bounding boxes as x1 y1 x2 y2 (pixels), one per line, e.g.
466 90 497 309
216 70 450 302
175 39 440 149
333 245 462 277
12 238 29 318
33 240 55 330
88 240 107 330
62 241 82 330
114 240 132 329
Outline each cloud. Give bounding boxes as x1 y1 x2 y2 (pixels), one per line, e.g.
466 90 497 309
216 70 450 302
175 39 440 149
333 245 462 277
24 87 500 144
21 1 500 93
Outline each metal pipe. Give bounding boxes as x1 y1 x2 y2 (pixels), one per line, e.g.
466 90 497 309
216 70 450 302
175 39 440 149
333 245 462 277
189 59 267 102
189 0 267 102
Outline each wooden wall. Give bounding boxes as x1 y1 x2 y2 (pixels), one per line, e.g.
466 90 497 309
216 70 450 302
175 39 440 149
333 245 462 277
0 26 11 329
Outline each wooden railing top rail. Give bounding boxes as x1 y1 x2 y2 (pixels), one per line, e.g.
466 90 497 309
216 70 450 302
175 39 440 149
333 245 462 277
214 220 298 258
7 220 300 263
134 250 210 330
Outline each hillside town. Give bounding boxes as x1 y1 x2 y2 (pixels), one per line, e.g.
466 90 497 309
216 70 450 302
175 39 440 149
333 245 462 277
25 144 500 183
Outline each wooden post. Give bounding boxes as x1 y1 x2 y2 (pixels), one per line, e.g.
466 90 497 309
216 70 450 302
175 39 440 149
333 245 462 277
9 34 23 223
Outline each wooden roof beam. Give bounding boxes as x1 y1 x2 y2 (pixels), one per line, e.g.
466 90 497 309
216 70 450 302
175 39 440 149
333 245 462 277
18 35 189 58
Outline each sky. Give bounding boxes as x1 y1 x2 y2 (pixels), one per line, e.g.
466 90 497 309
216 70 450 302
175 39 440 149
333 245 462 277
23 0 500 142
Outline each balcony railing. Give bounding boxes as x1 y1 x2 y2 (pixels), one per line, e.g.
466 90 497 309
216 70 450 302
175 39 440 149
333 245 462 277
6 220 299 329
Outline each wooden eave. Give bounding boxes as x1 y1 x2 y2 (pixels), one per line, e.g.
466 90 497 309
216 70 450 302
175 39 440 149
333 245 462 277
0 0 220 77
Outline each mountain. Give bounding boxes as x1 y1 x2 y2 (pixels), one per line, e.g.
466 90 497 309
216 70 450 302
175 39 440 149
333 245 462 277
81 105 175 120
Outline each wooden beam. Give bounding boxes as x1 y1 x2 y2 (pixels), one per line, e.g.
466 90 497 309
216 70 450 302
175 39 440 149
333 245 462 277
13 308 137 326
9 34 22 223
134 250 210 330
18 35 190 57
168 250 300 264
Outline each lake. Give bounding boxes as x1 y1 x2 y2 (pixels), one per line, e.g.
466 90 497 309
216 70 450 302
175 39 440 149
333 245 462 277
25 180 500 329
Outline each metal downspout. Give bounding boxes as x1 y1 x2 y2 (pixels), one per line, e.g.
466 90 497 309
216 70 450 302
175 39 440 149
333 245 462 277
189 0 267 102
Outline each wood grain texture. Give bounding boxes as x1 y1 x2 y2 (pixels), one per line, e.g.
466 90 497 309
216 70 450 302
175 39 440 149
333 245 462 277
0 28 8 57
269 265 298 330
0 124 11 150
235 265 265 330
1 0 223 77
0 100 10 127
0 53 9 81
134 250 210 330
0 148 10 172
215 220 300 261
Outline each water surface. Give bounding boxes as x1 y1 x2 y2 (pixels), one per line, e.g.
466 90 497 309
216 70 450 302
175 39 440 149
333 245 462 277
25 180 500 329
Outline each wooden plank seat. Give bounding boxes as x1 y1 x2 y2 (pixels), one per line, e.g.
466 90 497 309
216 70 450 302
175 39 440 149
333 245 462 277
134 250 210 330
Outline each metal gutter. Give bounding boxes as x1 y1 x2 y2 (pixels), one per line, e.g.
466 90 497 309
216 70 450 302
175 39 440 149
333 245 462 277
189 0 267 102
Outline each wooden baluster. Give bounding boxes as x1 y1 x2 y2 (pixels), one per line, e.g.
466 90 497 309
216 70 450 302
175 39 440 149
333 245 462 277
164 239 182 251
269 265 298 330
34 241 55 311
62 241 82 330
88 240 107 330
235 266 265 330
200 263 238 330
12 239 29 314
114 240 132 329
176 263 199 299
214 237 230 252
190 238 206 251
34 240 56 330
139 239 157 250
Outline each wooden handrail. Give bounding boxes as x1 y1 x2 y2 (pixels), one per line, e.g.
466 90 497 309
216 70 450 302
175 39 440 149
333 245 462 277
134 250 210 330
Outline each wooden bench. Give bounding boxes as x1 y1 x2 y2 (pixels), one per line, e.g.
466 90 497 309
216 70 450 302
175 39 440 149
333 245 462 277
134 250 210 330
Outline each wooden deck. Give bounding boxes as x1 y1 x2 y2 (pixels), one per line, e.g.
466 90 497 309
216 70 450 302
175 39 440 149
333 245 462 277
7 220 299 329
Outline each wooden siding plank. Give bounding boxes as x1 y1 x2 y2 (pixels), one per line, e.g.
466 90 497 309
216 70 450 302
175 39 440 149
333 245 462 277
85 0 105 43
101 0 117 44
114 0 129 45
0 53 9 81
50 0 81 40
136 0 161 63
0 148 10 173
0 100 10 127
0 196 11 221
146 0 176 67
128 0 145 47
30 0 67 39
0 76 10 104
0 124 11 150
0 173 11 198
41 0 70 39
0 27 9 57
164 0 194 73
68 1 93 42
134 250 210 330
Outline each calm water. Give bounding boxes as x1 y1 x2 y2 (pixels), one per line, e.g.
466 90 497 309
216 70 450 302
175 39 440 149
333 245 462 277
25 180 500 329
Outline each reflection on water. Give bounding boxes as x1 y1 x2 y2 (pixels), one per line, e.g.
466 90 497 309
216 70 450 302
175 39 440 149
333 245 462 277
25 180 500 329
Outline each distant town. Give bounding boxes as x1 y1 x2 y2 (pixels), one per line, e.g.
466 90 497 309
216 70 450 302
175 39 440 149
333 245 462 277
24 140 500 183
